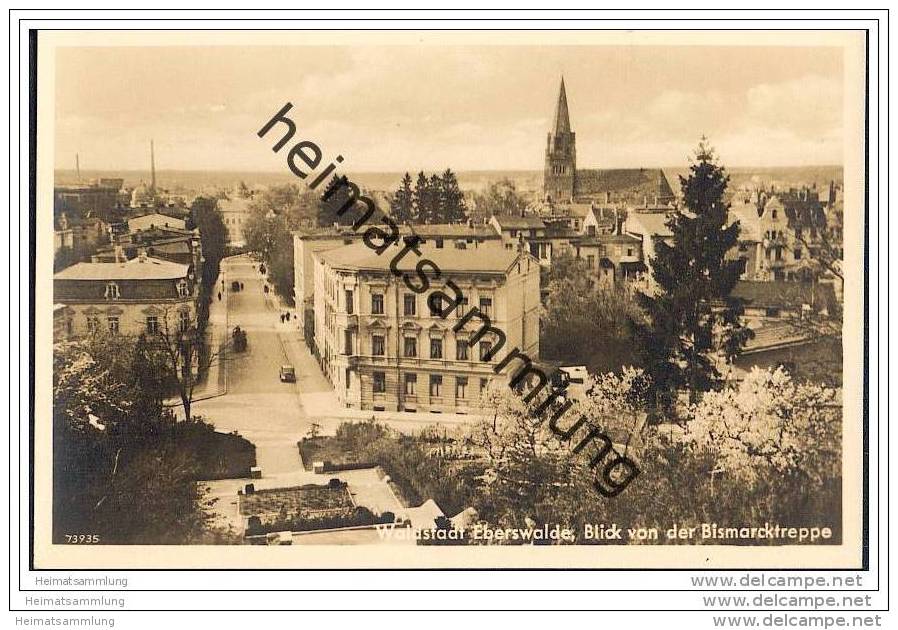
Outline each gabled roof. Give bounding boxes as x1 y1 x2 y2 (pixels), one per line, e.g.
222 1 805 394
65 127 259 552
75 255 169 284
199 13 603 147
728 205 762 241
625 212 674 238
53 257 189 281
575 168 675 201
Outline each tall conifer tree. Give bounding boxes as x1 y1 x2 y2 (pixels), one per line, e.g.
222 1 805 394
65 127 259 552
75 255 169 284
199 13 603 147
633 138 753 415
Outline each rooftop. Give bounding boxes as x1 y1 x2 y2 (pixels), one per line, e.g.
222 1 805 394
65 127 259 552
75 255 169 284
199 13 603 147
625 211 674 238
490 214 546 229
53 257 190 281
743 321 818 353
317 240 526 274
295 222 500 241
575 168 675 201
573 233 642 246
732 281 838 313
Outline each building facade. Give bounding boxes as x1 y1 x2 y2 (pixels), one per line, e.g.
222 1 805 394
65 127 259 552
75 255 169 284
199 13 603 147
311 241 540 413
294 223 503 340
53 255 197 338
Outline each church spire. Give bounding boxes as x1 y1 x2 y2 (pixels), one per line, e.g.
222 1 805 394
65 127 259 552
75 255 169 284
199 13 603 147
552 76 571 135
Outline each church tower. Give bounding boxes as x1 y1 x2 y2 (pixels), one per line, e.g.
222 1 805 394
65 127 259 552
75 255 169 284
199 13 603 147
543 77 576 203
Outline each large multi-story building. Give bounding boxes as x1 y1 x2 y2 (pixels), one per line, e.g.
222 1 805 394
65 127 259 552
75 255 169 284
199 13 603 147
293 223 502 340
311 240 540 413
218 194 255 247
53 255 197 338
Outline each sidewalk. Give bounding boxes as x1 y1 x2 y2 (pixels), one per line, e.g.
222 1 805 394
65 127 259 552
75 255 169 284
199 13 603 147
262 283 484 432
163 269 230 409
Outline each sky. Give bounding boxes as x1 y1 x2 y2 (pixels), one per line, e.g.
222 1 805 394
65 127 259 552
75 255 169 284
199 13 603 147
54 44 844 173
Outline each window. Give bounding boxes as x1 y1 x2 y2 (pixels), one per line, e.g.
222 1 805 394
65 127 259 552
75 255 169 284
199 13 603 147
795 227 803 240
345 289 354 314
456 296 469 318
479 341 493 361
178 310 191 333
510 229 518 238
456 377 468 399
403 337 417 358
456 340 469 360
104 282 120 300
404 373 417 395
765 307 781 318
587 225 596 236
435 238 444 249
480 377 489 393
372 371 386 393
772 209 778 219
372 334 385 356
430 338 443 359
479 296 493 317
146 315 159 335
344 330 354 355
403 294 416 316
627 248 634 257
177 279 190 298
86 316 99 333
107 316 120 334
794 248 802 260
586 255 595 269
429 374 443 397
371 293 384 315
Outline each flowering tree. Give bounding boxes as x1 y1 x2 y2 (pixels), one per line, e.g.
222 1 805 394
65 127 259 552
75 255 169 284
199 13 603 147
677 367 840 484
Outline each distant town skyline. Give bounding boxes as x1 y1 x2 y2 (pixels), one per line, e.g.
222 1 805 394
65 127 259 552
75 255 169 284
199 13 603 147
55 44 844 172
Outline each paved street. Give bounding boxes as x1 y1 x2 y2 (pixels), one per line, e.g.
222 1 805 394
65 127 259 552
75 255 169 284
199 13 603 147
193 255 322 474
196 254 482 473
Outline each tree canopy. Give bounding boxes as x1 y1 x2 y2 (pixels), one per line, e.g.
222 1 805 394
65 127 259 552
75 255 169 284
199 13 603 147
632 138 752 413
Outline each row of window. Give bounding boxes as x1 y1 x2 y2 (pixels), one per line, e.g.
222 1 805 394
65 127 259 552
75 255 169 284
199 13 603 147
103 280 190 300
363 335 492 361
371 372 489 399
85 312 191 334
344 290 492 318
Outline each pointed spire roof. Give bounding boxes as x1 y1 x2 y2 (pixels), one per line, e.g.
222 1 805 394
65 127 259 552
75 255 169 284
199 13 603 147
552 77 571 135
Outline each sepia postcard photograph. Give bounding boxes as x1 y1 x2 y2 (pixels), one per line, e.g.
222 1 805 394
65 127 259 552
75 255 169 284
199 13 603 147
31 28 868 570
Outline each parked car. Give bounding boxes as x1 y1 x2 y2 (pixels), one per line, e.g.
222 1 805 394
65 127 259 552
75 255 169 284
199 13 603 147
279 365 296 383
